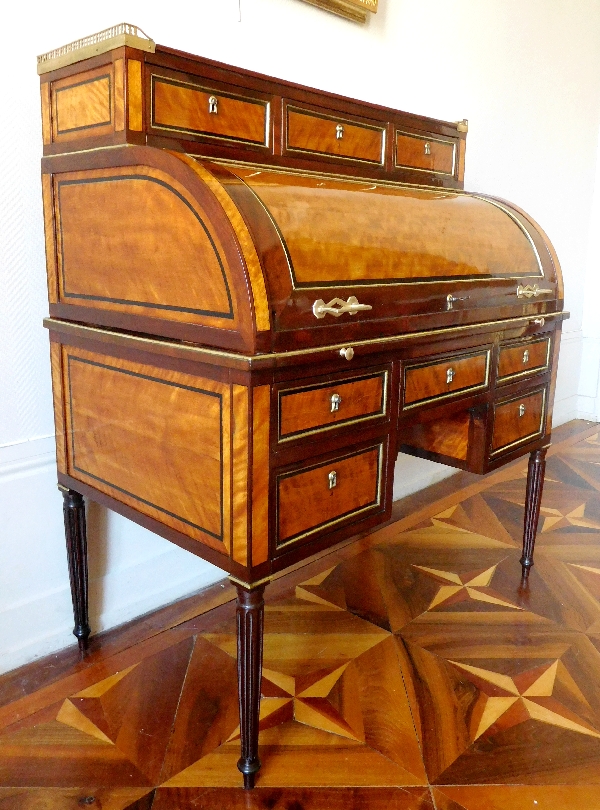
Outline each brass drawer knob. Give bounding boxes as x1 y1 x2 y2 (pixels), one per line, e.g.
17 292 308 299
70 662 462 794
336 124 344 139
519 404 526 417
340 347 354 361
533 317 546 326
330 393 342 412
208 95 218 114
446 368 455 384
523 349 530 364
328 470 337 489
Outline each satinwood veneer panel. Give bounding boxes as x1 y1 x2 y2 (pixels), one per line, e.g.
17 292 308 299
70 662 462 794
278 371 387 441
152 76 269 145
491 388 546 456
61 344 237 555
277 444 384 548
403 351 490 408
395 131 456 175
231 167 542 285
286 108 385 164
50 63 123 143
497 337 551 382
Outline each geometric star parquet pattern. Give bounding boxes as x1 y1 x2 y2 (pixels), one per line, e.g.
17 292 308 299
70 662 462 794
4 424 600 808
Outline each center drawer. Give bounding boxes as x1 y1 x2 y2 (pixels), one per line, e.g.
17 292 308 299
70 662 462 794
286 106 385 164
276 444 384 549
403 350 490 409
278 370 388 441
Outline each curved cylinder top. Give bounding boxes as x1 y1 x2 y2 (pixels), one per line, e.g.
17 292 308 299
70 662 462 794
226 167 547 287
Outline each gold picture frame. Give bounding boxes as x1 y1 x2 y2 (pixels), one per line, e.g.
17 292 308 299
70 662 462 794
298 0 378 24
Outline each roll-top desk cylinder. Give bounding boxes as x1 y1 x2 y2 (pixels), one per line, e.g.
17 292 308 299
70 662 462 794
38 25 567 788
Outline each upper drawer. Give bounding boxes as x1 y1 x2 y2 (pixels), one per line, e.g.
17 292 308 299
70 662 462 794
151 75 269 146
279 370 388 442
395 130 456 175
497 337 551 383
403 350 491 409
286 106 385 164
491 388 546 456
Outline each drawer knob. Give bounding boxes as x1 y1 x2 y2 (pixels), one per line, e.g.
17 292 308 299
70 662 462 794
519 404 526 417
336 124 344 139
523 349 530 364
446 368 455 384
330 393 342 412
424 142 431 155
340 347 354 361
328 470 337 489
533 317 546 326
208 95 218 114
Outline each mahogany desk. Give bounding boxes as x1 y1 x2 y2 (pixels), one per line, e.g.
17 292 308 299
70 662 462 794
38 25 567 788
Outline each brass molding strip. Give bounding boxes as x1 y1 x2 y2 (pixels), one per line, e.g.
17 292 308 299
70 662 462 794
44 312 567 367
228 574 272 590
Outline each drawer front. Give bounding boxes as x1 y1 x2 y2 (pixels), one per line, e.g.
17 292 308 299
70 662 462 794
287 107 384 164
403 351 490 409
395 131 456 175
279 371 388 441
152 76 268 145
491 389 546 456
497 338 551 382
277 444 383 548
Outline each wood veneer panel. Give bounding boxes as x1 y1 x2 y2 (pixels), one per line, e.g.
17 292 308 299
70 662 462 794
127 59 143 131
54 165 236 326
404 352 489 407
232 385 249 566
279 372 386 439
153 77 268 145
62 345 231 553
498 338 550 380
287 108 384 164
251 385 271 566
49 342 67 475
277 445 382 546
491 389 545 454
403 412 471 461
113 58 125 132
51 65 114 142
396 132 455 175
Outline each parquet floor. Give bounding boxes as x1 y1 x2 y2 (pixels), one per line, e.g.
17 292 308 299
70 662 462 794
3 422 600 808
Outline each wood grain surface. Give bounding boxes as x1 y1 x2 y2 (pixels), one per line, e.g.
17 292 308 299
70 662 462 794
287 109 384 163
404 352 489 407
491 389 545 453
396 132 455 174
498 338 550 380
51 65 114 142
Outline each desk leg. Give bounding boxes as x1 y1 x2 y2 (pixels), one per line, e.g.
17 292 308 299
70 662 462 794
235 581 266 790
520 447 547 580
62 488 90 654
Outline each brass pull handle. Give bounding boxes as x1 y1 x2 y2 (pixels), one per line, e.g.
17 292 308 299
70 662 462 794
523 349 530 364
328 470 337 489
340 347 355 361
313 296 372 319
336 124 344 139
517 284 553 299
424 142 431 155
533 317 546 326
446 368 455 384
330 393 342 412
208 95 218 114
519 404 526 417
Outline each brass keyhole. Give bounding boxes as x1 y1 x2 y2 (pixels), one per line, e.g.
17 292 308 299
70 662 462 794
328 471 337 489
331 393 342 413
336 124 344 140
523 349 530 364
446 368 455 384
424 142 431 155
519 404 526 417
208 95 218 114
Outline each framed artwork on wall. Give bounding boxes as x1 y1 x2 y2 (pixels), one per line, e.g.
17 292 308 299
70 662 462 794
298 0 377 24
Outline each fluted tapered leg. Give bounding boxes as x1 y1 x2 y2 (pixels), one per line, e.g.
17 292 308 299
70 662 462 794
520 448 547 580
235 582 266 790
62 488 90 653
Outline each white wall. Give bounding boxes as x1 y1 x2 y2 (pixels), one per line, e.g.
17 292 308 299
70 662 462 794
2 0 600 673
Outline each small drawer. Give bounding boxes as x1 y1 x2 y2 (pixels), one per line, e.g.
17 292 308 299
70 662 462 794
279 371 388 441
403 351 490 409
277 444 384 549
286 106 385 164
395 130 456 175
491 389 546 456
152 75 269 145
497 338 551 382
